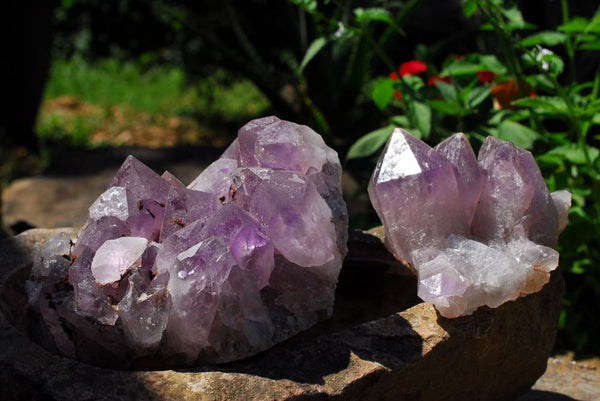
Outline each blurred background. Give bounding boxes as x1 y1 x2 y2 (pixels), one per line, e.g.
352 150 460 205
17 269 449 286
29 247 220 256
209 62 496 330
1 0 600 359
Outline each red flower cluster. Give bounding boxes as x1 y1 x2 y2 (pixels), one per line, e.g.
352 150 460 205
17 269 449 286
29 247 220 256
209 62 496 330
399 60 428 77
477 70 497 83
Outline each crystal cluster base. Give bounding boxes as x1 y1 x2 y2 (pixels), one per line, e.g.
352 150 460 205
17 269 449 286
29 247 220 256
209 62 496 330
26 116 348 365
368 129 570 318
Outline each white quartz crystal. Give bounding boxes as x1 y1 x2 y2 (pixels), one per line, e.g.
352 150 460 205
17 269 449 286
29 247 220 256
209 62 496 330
91 237 149 285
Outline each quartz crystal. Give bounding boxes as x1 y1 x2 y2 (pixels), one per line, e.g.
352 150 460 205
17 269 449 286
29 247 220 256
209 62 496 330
26 116 348 366
368 129 570 318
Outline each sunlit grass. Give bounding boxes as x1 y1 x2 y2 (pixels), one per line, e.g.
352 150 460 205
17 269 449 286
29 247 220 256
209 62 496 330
38 56 271 146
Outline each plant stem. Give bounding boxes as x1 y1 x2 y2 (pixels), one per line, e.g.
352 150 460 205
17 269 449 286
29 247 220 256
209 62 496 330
560 0 577 84
475 1 525 91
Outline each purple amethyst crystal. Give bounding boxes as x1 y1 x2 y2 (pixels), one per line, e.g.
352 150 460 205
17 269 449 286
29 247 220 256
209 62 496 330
368 129 570 318
26 116 348 366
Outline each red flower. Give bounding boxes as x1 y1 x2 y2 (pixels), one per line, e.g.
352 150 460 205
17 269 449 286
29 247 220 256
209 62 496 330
389 72 398 80
394 91 402 100
428 76 452 85
529 93 538 98
399 60 428 77
455 54 465 60
477 70 497 83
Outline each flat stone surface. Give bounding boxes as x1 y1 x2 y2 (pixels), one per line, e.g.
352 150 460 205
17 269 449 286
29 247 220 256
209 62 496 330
517 358 600 401
0 228 564 401
2 173 116 232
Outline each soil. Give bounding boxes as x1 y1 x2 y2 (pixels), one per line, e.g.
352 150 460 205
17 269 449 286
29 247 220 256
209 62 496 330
39 95 230 148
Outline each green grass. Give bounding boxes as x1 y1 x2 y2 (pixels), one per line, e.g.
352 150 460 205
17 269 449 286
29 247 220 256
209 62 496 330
38 56 271 146
43 56 270 121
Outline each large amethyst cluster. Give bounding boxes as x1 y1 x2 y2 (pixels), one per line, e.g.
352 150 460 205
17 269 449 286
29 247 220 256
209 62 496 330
26 116 348 366
369 129 570 318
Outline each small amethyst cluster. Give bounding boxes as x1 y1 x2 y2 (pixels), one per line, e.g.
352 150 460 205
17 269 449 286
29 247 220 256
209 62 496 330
26 116 348 366
368 128 570 318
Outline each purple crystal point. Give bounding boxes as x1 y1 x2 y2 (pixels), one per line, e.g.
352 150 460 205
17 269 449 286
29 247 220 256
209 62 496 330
238 116 328 173
73 216 129 254
434 133 484 226
30 116 347 367
160 186 218 240
473 137 559 246
187 158 238 197
368 128 468 264
369 129 570 318
161 170 185 188
111 155 171 204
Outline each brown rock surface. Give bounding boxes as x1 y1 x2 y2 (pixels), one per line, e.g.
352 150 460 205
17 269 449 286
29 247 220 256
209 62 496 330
517 358 600 401
2 174 115 232
0 228 564 401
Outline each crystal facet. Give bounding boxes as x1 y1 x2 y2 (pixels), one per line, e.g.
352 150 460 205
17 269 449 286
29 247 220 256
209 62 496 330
26 116 348 366
369 129 570 318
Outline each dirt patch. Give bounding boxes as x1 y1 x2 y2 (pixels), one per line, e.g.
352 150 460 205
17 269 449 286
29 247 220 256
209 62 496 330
38 95 229 148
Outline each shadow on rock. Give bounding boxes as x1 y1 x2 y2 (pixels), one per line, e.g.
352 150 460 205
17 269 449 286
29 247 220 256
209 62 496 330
517 390 577 401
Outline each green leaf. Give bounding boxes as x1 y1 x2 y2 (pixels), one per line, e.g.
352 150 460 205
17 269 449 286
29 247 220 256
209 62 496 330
479 55 507 74
518 31 567 47
541 144 600 165
580 41 600 50
441 60 482 76
371 78 395 110
558 17 590 32
495 120 539 149
346 125 394 159
390 115 410 127
527 74 555 91
541 53 564 76
290 0 317 13
511 96 569 115
428 100 463 115
487 110 510 125
587 10 600 33
408 102 431 138
354 7 395 25
435 80 459 103
467 86 491 108
298 37 327 73
402 75 425 92
500 5 526 31
571 259 592 274
463 0 478 18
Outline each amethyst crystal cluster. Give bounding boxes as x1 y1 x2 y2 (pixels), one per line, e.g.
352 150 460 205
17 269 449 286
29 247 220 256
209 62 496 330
26 116 348 366
369 128 570 318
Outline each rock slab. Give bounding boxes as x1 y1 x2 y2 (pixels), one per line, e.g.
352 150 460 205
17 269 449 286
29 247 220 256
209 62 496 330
1 228 563 401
